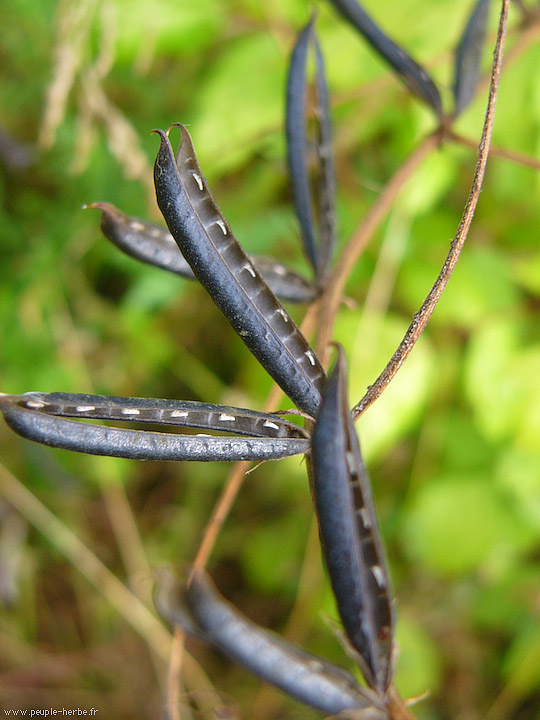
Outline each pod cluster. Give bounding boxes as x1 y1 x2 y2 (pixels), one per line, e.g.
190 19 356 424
0 2 494 717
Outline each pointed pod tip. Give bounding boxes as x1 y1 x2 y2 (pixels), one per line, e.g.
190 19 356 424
322 342 349 417
82 201 109 212
0 393 20 411
151 123 189 141
151 128 169 141
307 8 319 27
327 341 347 373
167 122 191 147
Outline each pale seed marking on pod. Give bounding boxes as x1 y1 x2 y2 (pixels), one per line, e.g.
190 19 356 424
75 405 96 412
170 410 189 418
26 401 46 409
305 350 316 366
121 408 141 416
371 565 386 589
130 220 145 231
191 172 204 191
276 308 289 322
243 263 257 278
358 507 372 530
263 420 280 431
216 220 228 235
219 414 236 422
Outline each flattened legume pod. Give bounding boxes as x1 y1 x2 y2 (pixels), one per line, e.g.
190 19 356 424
453 0 490 116
326 0 442 115
0 393 310 462
0 392 308 438
156 569 388 718
310 347 394 693
86 202 317 304
153 124 326 416
286 17 336 284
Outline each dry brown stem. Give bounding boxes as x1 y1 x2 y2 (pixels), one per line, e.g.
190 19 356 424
351 0 510 419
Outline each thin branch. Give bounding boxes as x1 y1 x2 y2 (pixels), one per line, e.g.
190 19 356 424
447 129 540 171
352 0 510 419
166 627 190 720
315 132 440 365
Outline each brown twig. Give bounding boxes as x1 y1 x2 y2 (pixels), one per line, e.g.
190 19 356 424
351 0 510 420
315 132 440 366
447 129 540 171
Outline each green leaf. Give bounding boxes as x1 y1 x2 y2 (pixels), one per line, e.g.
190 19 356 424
192 34 285 174
464 318 540 453
114 0 224 62
394 615 443 699
402 476 534 577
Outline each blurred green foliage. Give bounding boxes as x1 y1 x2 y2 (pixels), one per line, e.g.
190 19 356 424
0 0 539 718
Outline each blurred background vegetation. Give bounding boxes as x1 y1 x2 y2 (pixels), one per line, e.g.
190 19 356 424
1 0 540 718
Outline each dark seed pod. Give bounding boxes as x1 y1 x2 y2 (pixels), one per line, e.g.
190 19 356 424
245 255 318 304
453 0 491 116
286 17 336 284
155 569 388 718
0 392 308 438
153 124 326 417
0 394 310 462
310 347 394 693
86 202 317 304
326 0 442 115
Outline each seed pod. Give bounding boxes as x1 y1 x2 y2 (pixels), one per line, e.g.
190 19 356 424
0 393 310 462
286 17 336 284
153 124 325 416
3 392 308 439
453 0 490 116
86 202 317 304
310 347 394 693
327 0 442 115
156 569 388 718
